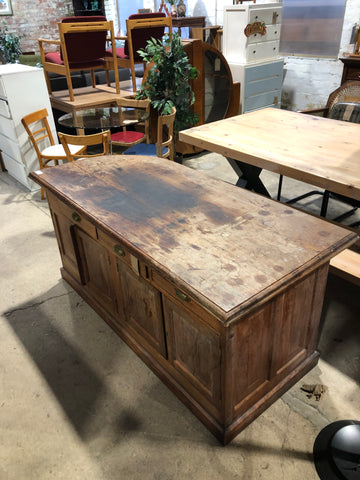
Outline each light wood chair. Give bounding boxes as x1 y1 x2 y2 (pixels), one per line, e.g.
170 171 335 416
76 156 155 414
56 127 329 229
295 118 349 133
39 16 120 101
58 130 111 162
110 97 151 150
109 13 172 92
21 108 86 199
122 106 176 161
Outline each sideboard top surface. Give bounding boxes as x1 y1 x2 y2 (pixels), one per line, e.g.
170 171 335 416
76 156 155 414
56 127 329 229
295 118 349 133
30 155 357 320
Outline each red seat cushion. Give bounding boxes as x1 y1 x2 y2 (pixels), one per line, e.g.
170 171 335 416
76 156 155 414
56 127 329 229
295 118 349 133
45 51 105 69
106 46 128 59
111 131 145 144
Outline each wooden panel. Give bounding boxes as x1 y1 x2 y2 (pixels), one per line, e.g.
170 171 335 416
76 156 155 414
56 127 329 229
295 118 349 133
163 296 221 405
50 205 82 284
230 302 273 413
116 260 166 357
75 228 117 315
31 156 357 321
271 270 319 378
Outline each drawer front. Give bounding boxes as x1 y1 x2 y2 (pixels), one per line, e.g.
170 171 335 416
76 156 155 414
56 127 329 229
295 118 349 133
0 97 10 118
0 133 22 164
2 151 38 190
97 228 133 270
243 90 281 112
247 24 281 44
246 40 279 62
0 78 6 98
244 73 282 97
151 269 219 331
47 191 97 240
0 116 16 140
345 67 360 82
249 7 282 25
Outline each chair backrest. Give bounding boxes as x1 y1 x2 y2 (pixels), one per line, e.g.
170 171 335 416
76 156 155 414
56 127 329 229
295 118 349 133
125 13 172 62
59 16 111 64
326 81 360 113
328 101 360 124
58 130 110 162
156 106 176 161
116 96 151 142
21 108 55 160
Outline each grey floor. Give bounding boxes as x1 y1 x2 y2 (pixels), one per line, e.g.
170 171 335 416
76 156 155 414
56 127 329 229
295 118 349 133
1 153 359 480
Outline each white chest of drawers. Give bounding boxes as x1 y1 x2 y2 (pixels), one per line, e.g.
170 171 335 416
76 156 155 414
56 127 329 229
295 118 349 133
0 64 56 191
223 2 282 64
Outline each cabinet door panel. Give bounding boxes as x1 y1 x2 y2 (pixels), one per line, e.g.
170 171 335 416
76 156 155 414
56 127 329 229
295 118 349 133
75 228 117 315
50 208 82 284
117 261 166 357
163 296 221 405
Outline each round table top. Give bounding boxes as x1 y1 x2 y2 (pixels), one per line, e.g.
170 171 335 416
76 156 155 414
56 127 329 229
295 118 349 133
58 106 149 130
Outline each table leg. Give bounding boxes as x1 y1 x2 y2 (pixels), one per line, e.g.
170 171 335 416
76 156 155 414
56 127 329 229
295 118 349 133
226 157 271 197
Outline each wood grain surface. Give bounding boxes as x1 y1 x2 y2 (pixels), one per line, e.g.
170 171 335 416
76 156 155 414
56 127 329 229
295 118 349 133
179 107 360 201
30 155 357 319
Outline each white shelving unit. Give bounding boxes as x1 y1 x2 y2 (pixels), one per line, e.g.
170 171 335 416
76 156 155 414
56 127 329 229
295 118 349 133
0 64 57 191
222 2 284 113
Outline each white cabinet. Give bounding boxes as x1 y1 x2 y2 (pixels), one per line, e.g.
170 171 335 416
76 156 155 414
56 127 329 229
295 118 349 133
229 58 284 113
223 2 282 64
222 2 284 114
0 64 57 191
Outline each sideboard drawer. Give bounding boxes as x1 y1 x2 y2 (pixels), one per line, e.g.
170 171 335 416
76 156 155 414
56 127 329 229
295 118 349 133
47 191 97 240
150 269 219 330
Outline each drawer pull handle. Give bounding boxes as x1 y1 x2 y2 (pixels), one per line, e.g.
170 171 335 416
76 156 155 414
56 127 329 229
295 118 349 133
72 212 81 222
114 244 125 257
176 289 190 302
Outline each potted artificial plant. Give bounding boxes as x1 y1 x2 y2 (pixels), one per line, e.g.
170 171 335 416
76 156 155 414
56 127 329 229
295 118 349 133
135 31 199 152
0 21 23 64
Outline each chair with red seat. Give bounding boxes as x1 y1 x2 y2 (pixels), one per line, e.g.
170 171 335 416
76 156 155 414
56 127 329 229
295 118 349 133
39 16 120 101
109 13 172 92
110 96 151 150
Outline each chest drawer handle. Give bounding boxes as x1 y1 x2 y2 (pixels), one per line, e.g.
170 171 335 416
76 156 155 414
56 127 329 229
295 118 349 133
114 244 125 257
72 212 81 222
176 289 190 302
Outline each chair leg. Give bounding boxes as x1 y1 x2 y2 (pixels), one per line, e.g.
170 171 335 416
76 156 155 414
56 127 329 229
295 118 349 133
105 68 111 87
90 70 96 89
65 69 75 102
130 63 137 92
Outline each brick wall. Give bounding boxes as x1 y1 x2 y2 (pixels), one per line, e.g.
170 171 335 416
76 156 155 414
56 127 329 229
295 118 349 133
3 1 73 54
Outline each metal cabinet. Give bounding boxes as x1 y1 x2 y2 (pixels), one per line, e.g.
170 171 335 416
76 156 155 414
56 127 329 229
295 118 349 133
0 64 57 191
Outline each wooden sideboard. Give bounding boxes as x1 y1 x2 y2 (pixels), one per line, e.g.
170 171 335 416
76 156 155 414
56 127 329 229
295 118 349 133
29 156 357 444
340 56 360 84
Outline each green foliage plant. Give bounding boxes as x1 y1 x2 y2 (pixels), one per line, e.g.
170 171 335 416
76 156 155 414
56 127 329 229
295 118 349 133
135 32 199 132
0 20 23 63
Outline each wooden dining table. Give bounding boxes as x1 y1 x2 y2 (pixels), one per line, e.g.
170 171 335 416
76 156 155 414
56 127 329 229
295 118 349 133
179 107 360 204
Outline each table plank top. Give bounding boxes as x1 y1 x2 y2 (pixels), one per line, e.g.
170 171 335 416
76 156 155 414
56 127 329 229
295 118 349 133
30 156 357 321
179 107 360 202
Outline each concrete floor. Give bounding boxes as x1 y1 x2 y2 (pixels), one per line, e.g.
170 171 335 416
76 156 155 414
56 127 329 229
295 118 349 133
1 153 359 480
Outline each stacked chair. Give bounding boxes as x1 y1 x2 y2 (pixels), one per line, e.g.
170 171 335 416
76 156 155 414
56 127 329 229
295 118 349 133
39 16 120 101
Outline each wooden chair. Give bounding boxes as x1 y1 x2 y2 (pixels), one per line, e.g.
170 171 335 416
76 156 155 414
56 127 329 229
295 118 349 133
109 13 172 93
121 106 176 161
277 81 360 225
58 130 111 162
21 108 86 199
39 16 120 101
110 97 151 149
